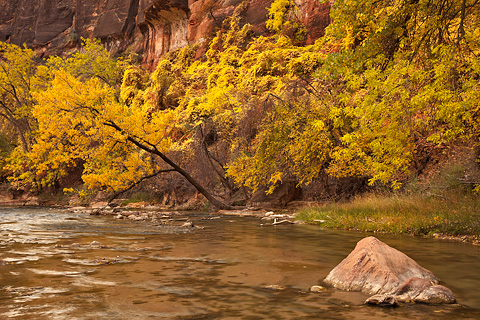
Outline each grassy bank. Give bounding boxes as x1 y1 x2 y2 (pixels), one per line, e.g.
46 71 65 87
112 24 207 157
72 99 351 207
296 193 480 239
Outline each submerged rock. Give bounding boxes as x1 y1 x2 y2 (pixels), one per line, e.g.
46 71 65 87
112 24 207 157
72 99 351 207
181 221 193 228
324 236 456 305
310 285 327 293
364 294 399 307
366 277 455 305
264 285 286 291
389 277 455 304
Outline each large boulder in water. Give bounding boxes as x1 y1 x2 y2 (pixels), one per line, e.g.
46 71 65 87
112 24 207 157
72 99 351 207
324 236 455 305
324 236 437 295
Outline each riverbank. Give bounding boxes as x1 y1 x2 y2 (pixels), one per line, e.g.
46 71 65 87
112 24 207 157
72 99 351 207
295 193 480 245
2 185 480 245
66 204 297 227
64 192 480 246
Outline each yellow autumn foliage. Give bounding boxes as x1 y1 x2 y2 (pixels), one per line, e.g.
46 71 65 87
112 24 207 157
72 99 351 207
1 0 480 199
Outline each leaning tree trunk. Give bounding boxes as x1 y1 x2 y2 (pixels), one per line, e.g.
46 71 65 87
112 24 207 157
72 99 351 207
105 120 232 210
148 144 232 210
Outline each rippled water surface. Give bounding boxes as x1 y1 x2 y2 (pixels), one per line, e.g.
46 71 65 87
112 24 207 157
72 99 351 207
1 207 480 319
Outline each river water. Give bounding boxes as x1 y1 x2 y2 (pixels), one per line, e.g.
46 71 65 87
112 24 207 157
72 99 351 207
0 207 479 319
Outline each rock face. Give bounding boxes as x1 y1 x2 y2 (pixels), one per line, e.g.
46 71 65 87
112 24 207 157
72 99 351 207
324 237 456 305
0 0 330 66
249 181 301 208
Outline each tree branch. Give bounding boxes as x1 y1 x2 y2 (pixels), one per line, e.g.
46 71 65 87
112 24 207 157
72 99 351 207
199 125 233 192
457 0 467 45
108 169 176 202
103 119 232 209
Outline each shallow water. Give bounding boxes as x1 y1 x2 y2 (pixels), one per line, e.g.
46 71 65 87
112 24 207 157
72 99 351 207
0 207 479 319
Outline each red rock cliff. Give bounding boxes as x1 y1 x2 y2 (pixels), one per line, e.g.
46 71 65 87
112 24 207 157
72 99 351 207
0 0 329 65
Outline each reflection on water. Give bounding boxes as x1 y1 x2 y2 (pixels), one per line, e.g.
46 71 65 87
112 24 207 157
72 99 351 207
0 207 480 319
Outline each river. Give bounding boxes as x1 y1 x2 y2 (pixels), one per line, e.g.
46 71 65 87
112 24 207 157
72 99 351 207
0 207 479 319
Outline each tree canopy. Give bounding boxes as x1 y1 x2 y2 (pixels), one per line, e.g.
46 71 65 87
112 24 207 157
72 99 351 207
0 0 479 206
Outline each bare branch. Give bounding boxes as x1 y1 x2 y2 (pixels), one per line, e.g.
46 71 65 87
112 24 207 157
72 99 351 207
108 169 176 202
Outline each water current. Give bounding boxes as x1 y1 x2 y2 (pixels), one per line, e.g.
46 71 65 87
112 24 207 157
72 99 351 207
0 207 479 319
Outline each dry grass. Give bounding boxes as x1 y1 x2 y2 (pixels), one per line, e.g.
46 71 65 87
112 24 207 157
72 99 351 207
296 192 480 236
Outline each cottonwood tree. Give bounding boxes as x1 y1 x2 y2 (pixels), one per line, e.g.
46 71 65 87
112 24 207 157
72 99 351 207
0 43 43 154
319 0 480 187
28 42 231 209
6 0 480 204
